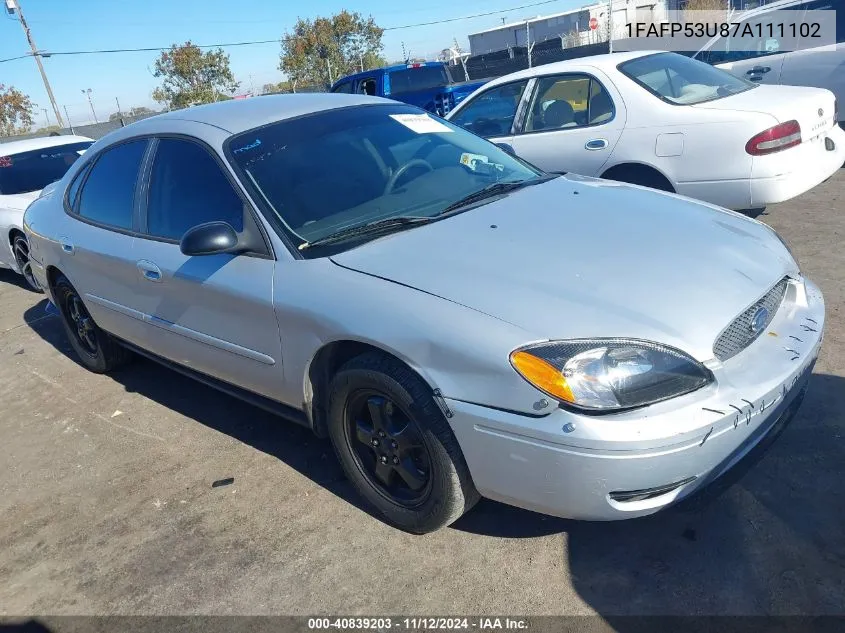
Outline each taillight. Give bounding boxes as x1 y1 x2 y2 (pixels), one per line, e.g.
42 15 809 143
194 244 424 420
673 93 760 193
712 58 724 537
745 120 802 155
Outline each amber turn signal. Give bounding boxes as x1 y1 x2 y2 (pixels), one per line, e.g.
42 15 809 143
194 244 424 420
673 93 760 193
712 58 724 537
509 350 575 403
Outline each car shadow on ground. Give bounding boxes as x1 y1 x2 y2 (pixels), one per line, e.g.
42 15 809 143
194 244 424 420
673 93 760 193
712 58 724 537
21 303 845 616
0 268 36 292
21 302 381 523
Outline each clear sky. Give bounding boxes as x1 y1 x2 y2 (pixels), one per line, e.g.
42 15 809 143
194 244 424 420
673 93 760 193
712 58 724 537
1 0 581 126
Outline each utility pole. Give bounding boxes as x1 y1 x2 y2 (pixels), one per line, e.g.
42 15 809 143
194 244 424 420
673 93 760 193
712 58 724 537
115 97 125 127
525 20 532 68
608 0 614 53
63 105 74 134
81 88 98 123
41 108 48 127
8 0 64 127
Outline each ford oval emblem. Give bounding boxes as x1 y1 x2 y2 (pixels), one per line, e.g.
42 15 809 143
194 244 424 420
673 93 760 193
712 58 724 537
819 108 824 117
751 307 770 335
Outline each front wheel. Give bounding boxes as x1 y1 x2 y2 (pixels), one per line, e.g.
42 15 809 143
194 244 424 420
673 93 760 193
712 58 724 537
328 352 479 533
53 275 132 373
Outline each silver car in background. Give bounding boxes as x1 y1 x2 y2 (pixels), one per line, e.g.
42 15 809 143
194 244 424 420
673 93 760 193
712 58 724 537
24 94 824 533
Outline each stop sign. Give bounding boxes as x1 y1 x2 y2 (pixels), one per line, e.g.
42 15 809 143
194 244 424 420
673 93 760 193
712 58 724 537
589 16 598 30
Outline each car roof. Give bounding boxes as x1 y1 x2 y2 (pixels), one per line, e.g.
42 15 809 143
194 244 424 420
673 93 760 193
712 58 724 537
123 93 392 136
333 61 445 85
478 50 665 86
0 135 94 156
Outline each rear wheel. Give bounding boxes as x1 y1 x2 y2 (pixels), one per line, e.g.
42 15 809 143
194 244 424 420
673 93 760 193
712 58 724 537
53 275 131 373
12 234 42 292
602 164 675 193
327 352 479 533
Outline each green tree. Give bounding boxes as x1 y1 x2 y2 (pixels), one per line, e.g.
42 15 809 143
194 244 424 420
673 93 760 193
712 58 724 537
0 84 34 137
280 11 385 88
152 41 239 110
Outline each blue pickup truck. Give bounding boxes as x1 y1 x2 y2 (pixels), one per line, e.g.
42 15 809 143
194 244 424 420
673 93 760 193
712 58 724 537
330 61 487 117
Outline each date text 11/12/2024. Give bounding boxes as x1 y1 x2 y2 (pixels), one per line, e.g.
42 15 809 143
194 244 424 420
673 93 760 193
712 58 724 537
307 618 529 630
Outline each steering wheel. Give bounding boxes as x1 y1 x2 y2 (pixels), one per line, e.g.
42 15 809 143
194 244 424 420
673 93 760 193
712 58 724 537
384 159 434 195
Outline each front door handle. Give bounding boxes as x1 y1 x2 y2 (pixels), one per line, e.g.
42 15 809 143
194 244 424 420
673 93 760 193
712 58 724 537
746 66 771 81
59 237 74 254
136 260 162 282
585 138 608 151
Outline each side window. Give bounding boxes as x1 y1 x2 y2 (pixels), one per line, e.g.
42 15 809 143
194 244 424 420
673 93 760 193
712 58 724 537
524 75 591 132
801 0 845 43
449 79 529 138
331 80 354 94
358 78 377 96
77 139 147 230
146 138 244 241
66 162 91 211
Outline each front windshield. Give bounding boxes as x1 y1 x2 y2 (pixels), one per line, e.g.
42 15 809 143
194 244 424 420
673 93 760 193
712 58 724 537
226 103 541 249
618 52 756 105
0 141 93 195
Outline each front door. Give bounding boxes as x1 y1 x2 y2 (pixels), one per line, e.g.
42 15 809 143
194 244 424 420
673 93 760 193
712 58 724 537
131 137 283 399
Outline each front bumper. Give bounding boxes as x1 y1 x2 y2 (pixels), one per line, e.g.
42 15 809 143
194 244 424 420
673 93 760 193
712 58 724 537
447 277 825 520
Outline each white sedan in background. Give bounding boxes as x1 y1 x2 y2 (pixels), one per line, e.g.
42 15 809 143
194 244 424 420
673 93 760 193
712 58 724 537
446 51 844 211
0 136 94 290
0 135 93 290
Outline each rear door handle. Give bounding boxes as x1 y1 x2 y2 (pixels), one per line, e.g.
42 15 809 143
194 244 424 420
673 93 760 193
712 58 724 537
136 260 162 282
59 238 74 254
585 138 608 150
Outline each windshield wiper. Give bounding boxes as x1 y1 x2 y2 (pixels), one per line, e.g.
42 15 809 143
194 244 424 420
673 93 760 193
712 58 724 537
438 175 558 215
298 215 434 250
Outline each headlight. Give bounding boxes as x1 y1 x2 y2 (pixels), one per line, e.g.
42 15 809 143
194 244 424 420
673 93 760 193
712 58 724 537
510 339 712 412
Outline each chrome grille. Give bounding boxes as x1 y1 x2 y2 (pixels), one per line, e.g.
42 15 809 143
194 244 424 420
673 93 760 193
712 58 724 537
713 278 789 362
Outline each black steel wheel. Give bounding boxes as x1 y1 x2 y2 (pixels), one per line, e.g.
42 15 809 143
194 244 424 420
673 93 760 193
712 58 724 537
12 234 41 292
53 274 132 373
344 390 432 508
328 352 479 533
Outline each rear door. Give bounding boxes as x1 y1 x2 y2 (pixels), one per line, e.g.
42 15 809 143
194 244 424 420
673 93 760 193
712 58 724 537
447 79 531 149
508 71 624 176
62 138 150 343
130 136 283 398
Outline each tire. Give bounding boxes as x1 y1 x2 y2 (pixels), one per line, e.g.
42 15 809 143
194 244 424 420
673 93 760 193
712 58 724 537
327 352 479 534
53 275 132 373
11 233 42 293
603 165 674 193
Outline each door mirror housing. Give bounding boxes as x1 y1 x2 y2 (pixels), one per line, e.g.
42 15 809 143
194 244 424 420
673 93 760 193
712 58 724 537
495 142 517 156
180 221 241 256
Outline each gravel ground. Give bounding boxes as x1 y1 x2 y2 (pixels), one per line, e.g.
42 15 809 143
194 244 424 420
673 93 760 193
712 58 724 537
0 171 843 618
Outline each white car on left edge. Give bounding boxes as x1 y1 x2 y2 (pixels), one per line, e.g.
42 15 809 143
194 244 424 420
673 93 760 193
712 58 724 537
0 135 93 290
446 51 844 211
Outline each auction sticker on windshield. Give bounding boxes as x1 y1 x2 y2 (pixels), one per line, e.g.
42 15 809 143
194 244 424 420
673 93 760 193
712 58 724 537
390 113 452 134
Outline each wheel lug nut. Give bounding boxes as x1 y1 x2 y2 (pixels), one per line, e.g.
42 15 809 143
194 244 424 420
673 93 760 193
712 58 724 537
391 440 398 449
371 439 379 447
380 456 388 464
392 456 399 464
378 430 386 438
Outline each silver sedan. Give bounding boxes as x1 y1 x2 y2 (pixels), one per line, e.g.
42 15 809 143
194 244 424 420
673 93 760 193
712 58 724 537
23 94 825 533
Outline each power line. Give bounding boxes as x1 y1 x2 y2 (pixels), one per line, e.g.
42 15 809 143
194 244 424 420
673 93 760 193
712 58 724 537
0 0 566 62
383 0 565 30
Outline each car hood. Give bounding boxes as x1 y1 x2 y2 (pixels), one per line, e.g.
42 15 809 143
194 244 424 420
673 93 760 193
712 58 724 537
330 176 797 361
0 190 40 212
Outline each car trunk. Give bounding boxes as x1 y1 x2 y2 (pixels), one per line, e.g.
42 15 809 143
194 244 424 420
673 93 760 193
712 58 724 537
692 85 837 142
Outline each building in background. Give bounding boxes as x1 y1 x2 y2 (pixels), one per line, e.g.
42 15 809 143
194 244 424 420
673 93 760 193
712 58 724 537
467 1 668 56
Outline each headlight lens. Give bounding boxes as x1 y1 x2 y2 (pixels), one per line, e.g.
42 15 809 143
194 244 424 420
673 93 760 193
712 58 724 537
510 339 712 412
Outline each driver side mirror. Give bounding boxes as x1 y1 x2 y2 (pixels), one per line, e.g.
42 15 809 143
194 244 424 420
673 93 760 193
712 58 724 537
495 142 517 157
180 221 241 256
